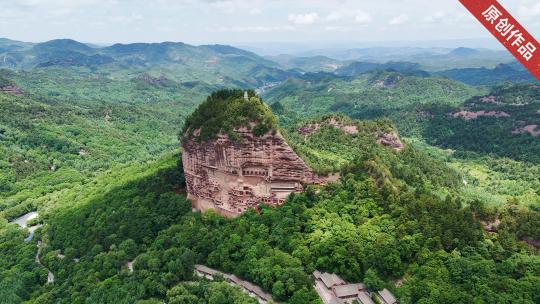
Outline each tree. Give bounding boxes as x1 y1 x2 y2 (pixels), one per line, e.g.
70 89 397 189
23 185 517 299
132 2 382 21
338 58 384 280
364 268 384 291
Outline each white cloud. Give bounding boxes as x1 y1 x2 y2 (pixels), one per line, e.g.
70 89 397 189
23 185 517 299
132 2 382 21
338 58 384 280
518 2 540 18
109 13 143 24
208 25 296 33
324 25 352 32
209 0 236 13
423 11 446 23
389 14 409 25
326 11 343 21
325 10 372 24
288 12 319 25
248 7 261 15
1 0 535 46
353 11 372 24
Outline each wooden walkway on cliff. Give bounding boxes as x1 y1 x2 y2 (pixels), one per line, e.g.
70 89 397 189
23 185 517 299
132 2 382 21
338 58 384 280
195 264 276 303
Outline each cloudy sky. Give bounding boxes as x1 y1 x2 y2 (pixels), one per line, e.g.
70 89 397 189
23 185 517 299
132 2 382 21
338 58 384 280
0 0 539 48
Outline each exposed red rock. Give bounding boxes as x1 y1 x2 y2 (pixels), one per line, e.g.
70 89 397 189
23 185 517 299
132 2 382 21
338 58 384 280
0 85 23 95
479 95 501 104
182 127 326 217
481 219 500 233
137 74 170 86
451 110 510 120
372 75 402 89
512 125 540 137
522 237 540 250
377 132 404 151
417 111 433 118
297 117 358 137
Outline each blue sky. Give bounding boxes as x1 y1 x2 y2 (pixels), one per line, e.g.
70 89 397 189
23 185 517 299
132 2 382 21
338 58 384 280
0 0 539 47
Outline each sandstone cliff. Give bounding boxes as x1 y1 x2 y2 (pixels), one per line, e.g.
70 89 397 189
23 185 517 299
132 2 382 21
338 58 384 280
181 89 324 217
182 126 324 217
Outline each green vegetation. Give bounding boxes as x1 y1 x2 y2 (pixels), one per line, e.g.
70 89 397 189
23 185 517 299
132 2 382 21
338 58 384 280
0 69 212 222
407 138 540 208
182 89 277 141
421 83 540 163
267 76 540 209
284 115 461 190
0 39 291 87
0 153 257 304
0 74 14 87
263 71 486 124
434 62 536 86
0 38 538 304
3 134 537 303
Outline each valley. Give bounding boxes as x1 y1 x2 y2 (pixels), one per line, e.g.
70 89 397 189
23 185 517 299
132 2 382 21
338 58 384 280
0 38 538 304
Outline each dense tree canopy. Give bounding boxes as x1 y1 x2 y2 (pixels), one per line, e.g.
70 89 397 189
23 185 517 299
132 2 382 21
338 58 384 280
182 89 277 141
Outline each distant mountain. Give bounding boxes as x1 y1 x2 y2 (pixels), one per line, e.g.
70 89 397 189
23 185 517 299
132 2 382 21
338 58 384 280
410 48 513 71
0 39 295 87
32 39 95 54
0 38 33 52
421 83 540 162
435 62 537 85
295 47 449 61
266 54 343 72
0 38 525 87
262 70 483 124
336 61 430 77
291 47 513 71
449 47 481 56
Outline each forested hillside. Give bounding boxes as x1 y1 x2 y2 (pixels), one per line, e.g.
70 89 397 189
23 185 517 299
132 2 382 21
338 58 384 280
263 71 486 124
2 109 538 303
0 38 539 304
0 39 294 87
0 70 209 221
266 75 540 207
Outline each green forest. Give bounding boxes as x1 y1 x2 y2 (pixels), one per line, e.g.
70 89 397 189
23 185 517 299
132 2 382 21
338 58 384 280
0 38 539 304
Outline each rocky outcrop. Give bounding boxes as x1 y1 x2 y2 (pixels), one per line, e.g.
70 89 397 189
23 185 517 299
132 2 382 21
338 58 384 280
0 85 22 95
479 95 502 104
451 110 510 120
512 125 540 137
372 74 402 89
377 132 404 151
182 127 325 217
297 117 358 137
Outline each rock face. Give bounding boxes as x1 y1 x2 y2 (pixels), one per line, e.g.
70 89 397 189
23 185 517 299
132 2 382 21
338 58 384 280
377 132 404 151
297 117 358 137
512 125 540 137
182 127 324 217
0 85 22 95
451 110 510 120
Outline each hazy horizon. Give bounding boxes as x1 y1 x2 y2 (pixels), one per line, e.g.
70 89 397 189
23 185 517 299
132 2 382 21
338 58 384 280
0 35 511 57
0 0 538 49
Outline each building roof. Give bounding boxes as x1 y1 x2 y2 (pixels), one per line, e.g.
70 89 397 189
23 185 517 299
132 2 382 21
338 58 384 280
313 270 322 279
320 272 346 289
194 265 274 303
328 297 344 304
378 288 397 304
357 291 375 304
333 283 363 298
